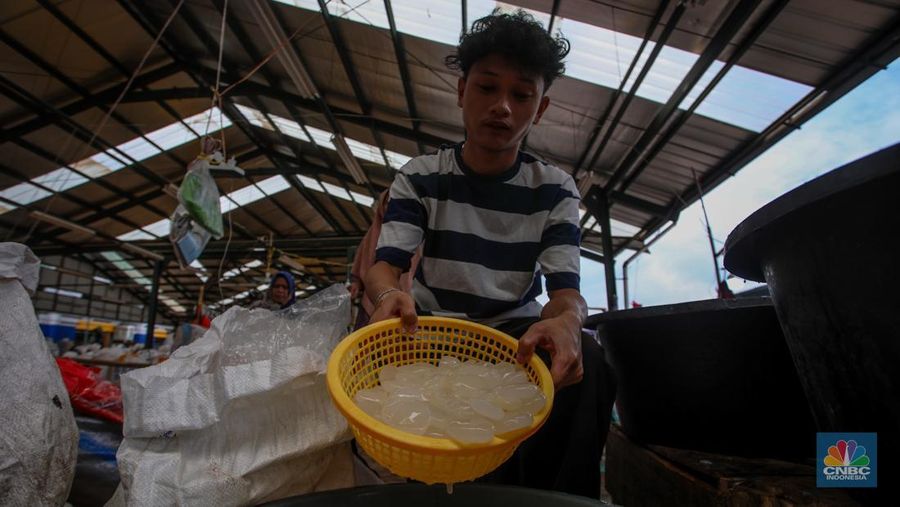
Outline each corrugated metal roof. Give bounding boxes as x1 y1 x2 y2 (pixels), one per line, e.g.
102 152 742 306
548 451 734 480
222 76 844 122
1 0 898 317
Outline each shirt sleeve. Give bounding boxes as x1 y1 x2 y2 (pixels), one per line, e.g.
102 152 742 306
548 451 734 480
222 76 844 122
538 177 581 292
375 171 427 272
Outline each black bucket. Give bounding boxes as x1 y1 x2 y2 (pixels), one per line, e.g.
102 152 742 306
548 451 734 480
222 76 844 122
262 483 600 506
587 297 816 459
725 143 900 500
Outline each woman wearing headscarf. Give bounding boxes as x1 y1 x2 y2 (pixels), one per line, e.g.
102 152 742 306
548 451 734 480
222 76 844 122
250 271 297 310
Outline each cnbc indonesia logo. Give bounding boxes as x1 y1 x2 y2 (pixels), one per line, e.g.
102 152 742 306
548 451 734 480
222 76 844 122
817 432 877 488
820 437 875 485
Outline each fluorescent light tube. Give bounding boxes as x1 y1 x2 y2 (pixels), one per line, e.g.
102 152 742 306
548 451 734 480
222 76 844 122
30 210 97 236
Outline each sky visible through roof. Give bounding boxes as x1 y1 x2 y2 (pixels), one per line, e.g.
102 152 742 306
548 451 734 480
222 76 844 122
571 59 900 310
277 0 811 132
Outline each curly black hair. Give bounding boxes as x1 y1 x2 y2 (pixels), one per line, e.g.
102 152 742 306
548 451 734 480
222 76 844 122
445 9 570 92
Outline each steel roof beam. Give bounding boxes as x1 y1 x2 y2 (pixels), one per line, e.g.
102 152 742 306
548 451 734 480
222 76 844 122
108 77 454 149
3 134 173 228
603 0 762 193
384 0 425 155
223 101 339 235
547 0 561 35
0 73 171 191
574 1 675 177
633 9 900 252
78 252 179 322
0 26 189 171
212 4 368 232
27 235 365 257
116 0 321 238
0 62 181 143
36 0 201 159
315 0 394 168
617 0 790 195
163 0 340 236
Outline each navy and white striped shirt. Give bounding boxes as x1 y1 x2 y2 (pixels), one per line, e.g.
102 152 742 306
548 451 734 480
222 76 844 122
376 144 581 326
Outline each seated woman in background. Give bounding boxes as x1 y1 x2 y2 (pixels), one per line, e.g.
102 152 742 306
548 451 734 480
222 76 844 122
250 271 297 310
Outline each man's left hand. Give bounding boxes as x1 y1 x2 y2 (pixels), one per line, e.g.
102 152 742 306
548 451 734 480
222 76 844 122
516 313 583 390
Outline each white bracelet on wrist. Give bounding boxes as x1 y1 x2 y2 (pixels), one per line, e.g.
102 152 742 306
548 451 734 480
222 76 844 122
374 288 401 306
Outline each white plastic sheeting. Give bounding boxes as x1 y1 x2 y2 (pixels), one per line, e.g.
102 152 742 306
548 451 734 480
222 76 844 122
110 285 355 506
0 243 78 506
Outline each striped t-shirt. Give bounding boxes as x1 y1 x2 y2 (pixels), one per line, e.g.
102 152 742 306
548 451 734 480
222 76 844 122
375 143 581 326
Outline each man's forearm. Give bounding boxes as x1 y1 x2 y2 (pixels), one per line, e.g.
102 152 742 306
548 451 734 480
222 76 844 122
364 261 404 304
541 288 588 329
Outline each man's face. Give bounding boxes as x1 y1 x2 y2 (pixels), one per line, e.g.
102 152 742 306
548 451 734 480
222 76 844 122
457 53 550 154
271 278 290 306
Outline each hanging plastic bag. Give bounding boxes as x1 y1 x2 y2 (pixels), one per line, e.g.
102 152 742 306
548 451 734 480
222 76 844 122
169 204 213 266
178 161 224 239
110 285 355 506
0 242 78 505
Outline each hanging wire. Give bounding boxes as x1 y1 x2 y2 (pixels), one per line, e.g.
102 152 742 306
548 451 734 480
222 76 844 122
20 0 186 244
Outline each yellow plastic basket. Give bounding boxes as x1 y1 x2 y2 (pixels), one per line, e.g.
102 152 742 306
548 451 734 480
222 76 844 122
326 316 554 485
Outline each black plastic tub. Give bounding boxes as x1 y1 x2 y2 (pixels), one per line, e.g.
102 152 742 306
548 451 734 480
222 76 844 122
587 297 816 459
724 143 900 497
262 484 600 506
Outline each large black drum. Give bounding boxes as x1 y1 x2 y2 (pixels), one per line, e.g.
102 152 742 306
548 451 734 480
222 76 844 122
588 297 816 459
725 142 900 500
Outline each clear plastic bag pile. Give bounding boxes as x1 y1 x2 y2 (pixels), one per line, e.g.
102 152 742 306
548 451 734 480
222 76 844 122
354 357 546 444
110 285 354 507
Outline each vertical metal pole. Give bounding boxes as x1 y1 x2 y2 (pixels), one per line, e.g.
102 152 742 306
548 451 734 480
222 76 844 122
597 192 619 311
52 265 62 311
461 0 467 35
145 259 164 349
86 263 96 319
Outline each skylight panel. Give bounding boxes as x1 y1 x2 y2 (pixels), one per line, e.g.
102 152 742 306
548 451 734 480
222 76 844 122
392 0 462 46
235 103 276 130
320 180 353 201
144 219 171 237
221 259 263 281
117 136 162 161
1 107 231 216
101 251 153 287
228 183 267 207
182 107 232 135
350 190 375 207
190 260 208 283
116 218 169 241
71 157 116 179
270 115 311 142
297 175 326 193
272 1 812 133
0 182 52 205
117 230 156 241
386 151 412 169
344 135 387 166
32 168 88 192
256 176 292 196
304 125 337 150
219 196 239 214
145 121 199 151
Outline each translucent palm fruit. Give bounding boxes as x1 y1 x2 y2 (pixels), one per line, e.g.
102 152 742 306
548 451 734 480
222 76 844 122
352 357 546 445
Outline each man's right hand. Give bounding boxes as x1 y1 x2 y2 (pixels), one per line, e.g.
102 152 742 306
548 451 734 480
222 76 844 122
369 290 418 334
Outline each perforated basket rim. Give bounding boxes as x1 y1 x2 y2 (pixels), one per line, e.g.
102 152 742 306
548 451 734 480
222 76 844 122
326 316 555 456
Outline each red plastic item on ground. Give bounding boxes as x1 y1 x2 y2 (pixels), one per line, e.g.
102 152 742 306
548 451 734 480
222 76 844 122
55 358 124 424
